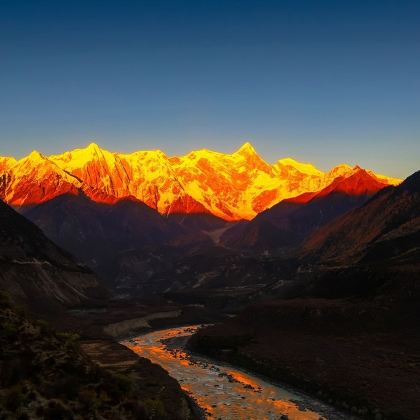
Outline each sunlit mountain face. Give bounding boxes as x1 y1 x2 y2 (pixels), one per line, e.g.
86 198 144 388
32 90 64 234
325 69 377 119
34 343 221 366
0 142 400 220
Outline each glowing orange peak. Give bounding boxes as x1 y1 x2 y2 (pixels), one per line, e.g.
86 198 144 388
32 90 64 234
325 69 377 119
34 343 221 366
26 150 45 161
85 142 102 152
72 142 106 157
234 142 258 155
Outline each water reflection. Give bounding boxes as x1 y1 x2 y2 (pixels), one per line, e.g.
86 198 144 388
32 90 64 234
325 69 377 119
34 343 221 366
123 326 351 420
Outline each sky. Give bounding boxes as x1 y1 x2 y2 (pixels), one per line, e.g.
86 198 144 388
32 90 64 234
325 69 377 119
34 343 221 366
0 0 419 178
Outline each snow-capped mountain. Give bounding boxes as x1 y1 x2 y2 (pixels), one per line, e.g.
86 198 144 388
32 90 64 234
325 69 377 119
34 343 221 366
0 142 400 220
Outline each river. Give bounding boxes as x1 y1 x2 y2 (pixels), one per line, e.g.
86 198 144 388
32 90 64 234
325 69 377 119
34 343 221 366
122 325 353 420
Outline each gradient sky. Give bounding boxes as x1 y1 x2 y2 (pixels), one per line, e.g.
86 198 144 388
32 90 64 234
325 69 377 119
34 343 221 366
0 0 419 178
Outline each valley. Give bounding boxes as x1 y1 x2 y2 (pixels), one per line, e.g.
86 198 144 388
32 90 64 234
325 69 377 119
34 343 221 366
123 325 351 420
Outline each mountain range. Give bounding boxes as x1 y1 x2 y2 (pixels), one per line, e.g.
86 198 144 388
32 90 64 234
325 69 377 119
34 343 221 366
0 141 405 294
0 142 400 221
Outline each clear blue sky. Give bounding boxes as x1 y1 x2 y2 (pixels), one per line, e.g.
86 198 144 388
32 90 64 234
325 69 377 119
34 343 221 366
0 0 419 178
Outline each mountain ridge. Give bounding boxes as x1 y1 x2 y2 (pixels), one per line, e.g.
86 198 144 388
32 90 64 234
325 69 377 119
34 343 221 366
0 142 401 220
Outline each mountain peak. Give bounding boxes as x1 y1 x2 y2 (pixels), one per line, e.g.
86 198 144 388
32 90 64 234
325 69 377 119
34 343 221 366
235 142 257 155
320 168 388 197
85 142 102 153
27 150 45 161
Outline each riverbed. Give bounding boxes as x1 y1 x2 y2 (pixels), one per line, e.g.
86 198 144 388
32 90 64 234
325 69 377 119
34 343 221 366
122 325 353 419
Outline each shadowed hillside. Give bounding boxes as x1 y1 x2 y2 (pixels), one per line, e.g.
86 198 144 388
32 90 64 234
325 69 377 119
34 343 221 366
0 293 196 419
0 199 106 314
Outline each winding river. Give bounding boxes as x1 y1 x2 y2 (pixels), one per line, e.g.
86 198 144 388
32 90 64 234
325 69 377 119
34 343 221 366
122 325 352 420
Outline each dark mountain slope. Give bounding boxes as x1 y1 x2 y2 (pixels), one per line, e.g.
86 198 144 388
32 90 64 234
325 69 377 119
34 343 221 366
167 212 229 232
0 199 104 313
21 193 218 289
303 170 420 264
